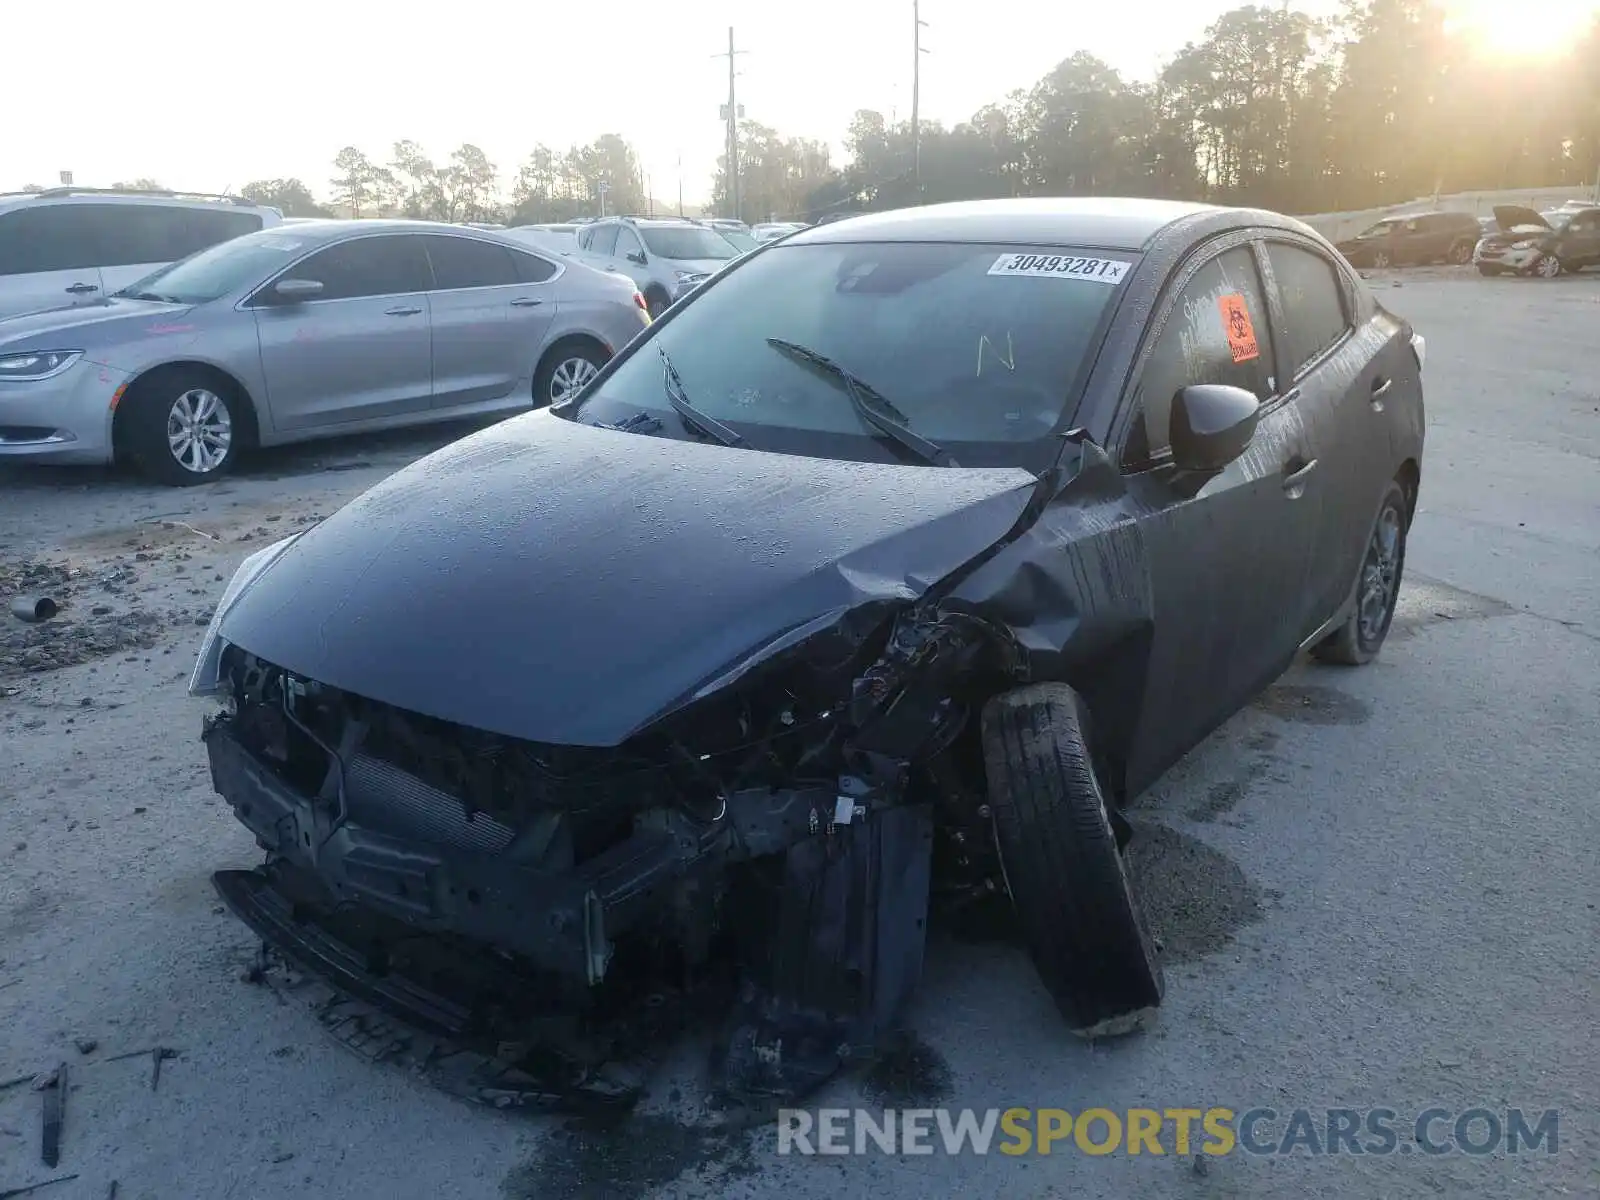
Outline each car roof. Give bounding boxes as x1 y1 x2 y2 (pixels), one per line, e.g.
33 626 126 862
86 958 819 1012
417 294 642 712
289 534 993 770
786 197 1234 251
0 189 276 216
259 218 535 247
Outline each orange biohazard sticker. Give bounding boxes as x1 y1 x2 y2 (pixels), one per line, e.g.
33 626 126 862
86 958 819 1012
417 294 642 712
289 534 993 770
1217 293 1259 364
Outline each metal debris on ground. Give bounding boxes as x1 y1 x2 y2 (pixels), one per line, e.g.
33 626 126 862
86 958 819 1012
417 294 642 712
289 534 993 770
8 597 58 624
39 1062 65 1167
0 1175 80 1200
148 1048 177 1092
71 1040 96 1056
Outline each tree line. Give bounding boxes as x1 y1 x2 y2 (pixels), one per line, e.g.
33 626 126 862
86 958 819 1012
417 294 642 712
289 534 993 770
27 1 1598 225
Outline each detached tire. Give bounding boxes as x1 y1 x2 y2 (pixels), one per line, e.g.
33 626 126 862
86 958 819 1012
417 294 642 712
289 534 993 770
121 368 245 486
1312 478 1409 666
980 683 1163 1037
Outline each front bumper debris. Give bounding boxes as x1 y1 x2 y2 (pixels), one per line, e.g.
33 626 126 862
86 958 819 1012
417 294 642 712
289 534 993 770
205 716 712 985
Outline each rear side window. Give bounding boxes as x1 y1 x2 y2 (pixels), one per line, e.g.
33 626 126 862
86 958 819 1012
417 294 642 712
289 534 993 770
511 248 558 283
0 207 103 274
96 207 193 266
170 209 264 258
422 235 519 289
1126 245 1274 466
282 235 432 301
1264 242 1350 380
585 224 619 256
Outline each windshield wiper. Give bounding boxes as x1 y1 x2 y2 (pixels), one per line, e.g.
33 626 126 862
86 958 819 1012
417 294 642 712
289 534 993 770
659 346 744 447
765 338 956 467
599 410 663 434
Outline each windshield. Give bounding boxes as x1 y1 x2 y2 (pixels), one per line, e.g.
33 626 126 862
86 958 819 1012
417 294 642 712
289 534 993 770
1540 211 1571 229
568 241 1131 459
719 230 757 252
640 226 740 261
1357 221 1398 238
115 231 312 304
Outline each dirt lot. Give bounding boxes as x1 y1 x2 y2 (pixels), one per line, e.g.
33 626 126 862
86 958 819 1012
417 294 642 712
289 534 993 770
1 267 1596 1199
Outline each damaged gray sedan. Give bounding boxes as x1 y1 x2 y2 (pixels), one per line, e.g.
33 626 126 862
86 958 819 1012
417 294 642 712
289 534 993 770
190 198 1426 1105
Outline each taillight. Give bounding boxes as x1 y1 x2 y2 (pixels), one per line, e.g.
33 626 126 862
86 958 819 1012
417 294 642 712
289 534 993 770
633 292 651 321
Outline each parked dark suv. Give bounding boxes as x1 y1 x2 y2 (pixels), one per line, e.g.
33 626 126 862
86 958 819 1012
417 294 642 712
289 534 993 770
1335 211 1480 268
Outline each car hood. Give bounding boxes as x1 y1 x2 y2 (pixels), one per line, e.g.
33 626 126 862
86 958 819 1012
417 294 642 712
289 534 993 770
0 296 192 351
667 257 733 278
215 413 1038 747
1492 205 1551 233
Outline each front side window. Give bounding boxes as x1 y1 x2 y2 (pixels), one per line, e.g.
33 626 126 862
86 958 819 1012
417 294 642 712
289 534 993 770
640 225 739 261
118 229 314 303
569 240 1134 460
585 224 619 256
170 208 264 258
614 227 645 261
274 235 432 301
421 235 519 289
1124 245 1273 467
1265 242 1349 380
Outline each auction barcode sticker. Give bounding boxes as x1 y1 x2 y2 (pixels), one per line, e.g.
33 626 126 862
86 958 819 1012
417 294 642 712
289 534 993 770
988 253 1131 284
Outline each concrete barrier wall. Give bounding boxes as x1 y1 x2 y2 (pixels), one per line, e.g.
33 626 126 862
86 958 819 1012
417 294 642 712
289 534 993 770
1297 186 1599 243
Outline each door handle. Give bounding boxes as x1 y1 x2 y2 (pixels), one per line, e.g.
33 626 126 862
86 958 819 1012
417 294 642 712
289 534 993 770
1282 458 1318 493
510 297 543 307
65 282 99 294
1371 376 1392 398
385 305 422 316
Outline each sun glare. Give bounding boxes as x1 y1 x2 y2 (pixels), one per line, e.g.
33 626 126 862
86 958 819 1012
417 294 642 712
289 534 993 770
1449 0 1596 58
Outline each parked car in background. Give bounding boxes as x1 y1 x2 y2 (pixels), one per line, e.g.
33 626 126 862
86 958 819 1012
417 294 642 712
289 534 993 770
505 224 583 254
190 198 1425 1100
0 187 282 321
717 227 759 255
572 216 741 317
704 218 750 235
1334 210 1479 268
0 220 650 484
1473 204 1600 277
751 221 808 243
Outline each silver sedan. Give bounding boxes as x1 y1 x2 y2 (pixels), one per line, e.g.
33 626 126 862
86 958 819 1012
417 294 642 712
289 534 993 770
0 220 652 484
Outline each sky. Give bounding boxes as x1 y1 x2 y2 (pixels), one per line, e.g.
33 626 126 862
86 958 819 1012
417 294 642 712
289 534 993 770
3 0 1593 208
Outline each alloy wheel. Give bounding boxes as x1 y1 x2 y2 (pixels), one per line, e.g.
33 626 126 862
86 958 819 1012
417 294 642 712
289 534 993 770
166 388 233 475
1535 254 1562 279
549 356 599 405
1357 504 1403 646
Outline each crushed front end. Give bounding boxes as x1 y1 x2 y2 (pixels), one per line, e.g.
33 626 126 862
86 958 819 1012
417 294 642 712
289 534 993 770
202 602 1020 1106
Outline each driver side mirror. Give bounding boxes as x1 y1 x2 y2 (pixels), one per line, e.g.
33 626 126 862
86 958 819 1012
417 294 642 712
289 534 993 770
626 250 647 265
1170 383 1260 472
272 278 323 302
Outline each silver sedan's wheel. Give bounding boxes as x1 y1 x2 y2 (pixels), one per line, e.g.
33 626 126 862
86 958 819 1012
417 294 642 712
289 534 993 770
166 388 234 475
549 356 600 405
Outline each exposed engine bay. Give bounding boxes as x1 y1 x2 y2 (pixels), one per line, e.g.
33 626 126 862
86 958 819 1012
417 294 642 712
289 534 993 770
205 598 1032 1108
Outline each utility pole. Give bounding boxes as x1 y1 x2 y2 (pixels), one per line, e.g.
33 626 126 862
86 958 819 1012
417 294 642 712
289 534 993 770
912 1 929 193
713 28 747 222
677 151 684 217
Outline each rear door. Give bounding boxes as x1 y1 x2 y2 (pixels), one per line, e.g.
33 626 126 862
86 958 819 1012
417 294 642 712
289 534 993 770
0 205 107 318
251 233 435 430
1259 238 1389 629
420 233 557 409
1114 237 1323 791
1560 211 1600 266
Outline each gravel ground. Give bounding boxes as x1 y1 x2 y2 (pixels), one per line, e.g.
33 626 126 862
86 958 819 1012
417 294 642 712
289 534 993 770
1 268 1596 1199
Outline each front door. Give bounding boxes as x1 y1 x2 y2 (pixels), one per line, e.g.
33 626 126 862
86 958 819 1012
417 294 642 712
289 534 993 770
1114 239 1324 794
252 234 435 431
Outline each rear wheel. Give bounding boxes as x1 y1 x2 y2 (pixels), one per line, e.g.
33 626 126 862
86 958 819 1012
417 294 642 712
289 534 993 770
122 369 245 486
532 341 608 408
1312 478 1409 666
1448 240 1474 265
1370 248 1393 269
980 683 1163 1037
